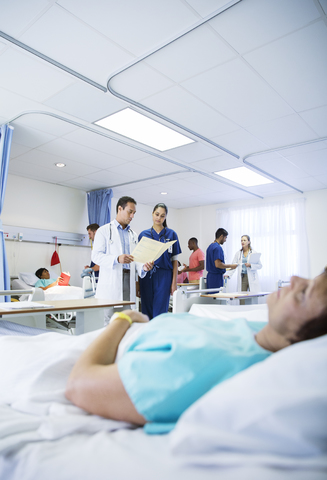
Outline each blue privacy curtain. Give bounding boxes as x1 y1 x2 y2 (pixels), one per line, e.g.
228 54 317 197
0 125 14 301
87 188 113 227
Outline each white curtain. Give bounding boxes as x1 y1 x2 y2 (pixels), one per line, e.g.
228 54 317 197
216 198 309 292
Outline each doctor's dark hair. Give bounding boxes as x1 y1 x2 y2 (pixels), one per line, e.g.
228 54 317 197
116 196 137 213
35 268 48 279
215 228 228 239
240 235 252 251
153 203 168 228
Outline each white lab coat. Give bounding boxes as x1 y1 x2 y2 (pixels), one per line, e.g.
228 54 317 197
91 221 145 305
228 249 262 293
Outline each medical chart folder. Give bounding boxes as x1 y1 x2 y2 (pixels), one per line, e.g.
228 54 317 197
131 237 176 263
248 252 261 264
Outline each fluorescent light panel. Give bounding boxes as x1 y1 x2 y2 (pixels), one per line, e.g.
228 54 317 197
214 167 273 186
95 108 194 151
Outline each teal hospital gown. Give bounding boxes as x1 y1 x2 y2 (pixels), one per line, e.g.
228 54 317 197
118 313 271 434
34 278 56 288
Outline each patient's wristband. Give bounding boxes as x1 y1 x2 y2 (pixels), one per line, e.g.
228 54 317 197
111 312 133 326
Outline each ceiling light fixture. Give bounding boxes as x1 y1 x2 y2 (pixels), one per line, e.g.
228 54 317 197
214 167 273 187
94 108 194 151
161 192 168 195
55 163 66 168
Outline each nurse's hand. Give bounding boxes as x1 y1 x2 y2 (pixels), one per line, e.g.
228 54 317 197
143 261 154 271
118 254 134 264
171 279 177 295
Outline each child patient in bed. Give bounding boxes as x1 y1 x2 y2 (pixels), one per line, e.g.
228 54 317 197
65 269 327 432
34 268 65 290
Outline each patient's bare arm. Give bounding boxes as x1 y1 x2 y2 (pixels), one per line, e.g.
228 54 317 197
65 311 149 425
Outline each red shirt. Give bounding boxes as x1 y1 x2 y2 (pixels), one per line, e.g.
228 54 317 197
189 248 205 281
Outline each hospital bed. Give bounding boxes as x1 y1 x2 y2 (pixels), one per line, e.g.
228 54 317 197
0 307 326 480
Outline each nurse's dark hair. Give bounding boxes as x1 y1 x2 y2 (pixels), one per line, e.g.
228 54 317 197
153 203 168 228
215 228 228 239
291 268 327 344
240 234 252 251
35 268 48 279
116 196 137 213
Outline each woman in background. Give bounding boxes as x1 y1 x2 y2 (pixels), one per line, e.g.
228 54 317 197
227 235 262 292
137 203 181 319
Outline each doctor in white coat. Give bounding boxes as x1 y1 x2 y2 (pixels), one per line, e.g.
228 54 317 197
226 235 262 293
92 196 153 324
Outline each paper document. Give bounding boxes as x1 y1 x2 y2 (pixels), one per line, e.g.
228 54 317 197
131 236 176 263
248 252 261 264
0 301 54 310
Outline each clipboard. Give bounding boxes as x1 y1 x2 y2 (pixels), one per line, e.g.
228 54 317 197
248 252 261 264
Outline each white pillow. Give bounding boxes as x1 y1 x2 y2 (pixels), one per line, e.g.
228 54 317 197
171 334 327 458
19 272 39 286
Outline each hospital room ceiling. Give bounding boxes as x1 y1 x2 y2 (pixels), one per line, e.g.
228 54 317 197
1 0 327 209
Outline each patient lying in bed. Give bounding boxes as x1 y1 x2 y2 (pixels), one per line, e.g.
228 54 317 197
65 270 327 432
34 268 68 290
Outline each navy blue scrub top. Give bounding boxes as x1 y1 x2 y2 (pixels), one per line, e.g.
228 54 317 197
138 227 181 270
206 242 226 274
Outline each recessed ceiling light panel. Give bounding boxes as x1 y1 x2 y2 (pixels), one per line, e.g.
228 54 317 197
214 167 273 187
95 108 194 151
55 162 66 168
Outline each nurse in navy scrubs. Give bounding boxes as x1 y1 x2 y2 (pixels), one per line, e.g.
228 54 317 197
138 203 181 319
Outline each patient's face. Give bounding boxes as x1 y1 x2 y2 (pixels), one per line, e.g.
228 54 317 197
267 274 327 341
40 269 50 280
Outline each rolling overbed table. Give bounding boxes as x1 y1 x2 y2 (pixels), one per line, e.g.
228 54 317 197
0 299 134 334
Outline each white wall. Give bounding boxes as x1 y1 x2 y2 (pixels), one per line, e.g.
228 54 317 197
3 175 90 286
174 189 327 279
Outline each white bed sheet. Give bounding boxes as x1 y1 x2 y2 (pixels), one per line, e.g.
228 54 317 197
0 319 326 479
189 303 269 322
12 278 84 301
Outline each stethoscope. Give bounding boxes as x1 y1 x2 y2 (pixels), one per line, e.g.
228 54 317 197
150 226 168 242
108 223 137 245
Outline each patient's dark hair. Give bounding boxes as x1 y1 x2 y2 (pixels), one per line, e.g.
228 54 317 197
215 228 228 239
292 269 327 343
86 223 99 232
35 268 48 279
116 196 137 213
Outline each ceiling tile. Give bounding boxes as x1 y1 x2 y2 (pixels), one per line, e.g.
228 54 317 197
289 176 326 191
212 128 269 157
87 170 134 186
105 161 163 181
245 114 319 149
135 156 186 174
209 0 320 54
142 85 239 138
15 149 101 176
20 5 134 85
38 138 126 169
12 124 56 148
13 112 78 137
63 129 147 160
286 148 327 176
166 141 222 163
244 22 327 111
61 177 104 191
9 142 31 159
299 105 327 137
185 0 236 18
8 158 78 183
0 48 74 102
191 155 241 173
145 24 236 83
0 87 41 119
249 157 308 182
44 83 125 122
110 63 174 102
182 58 294 126
0 0 51 37
57 0 199 56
